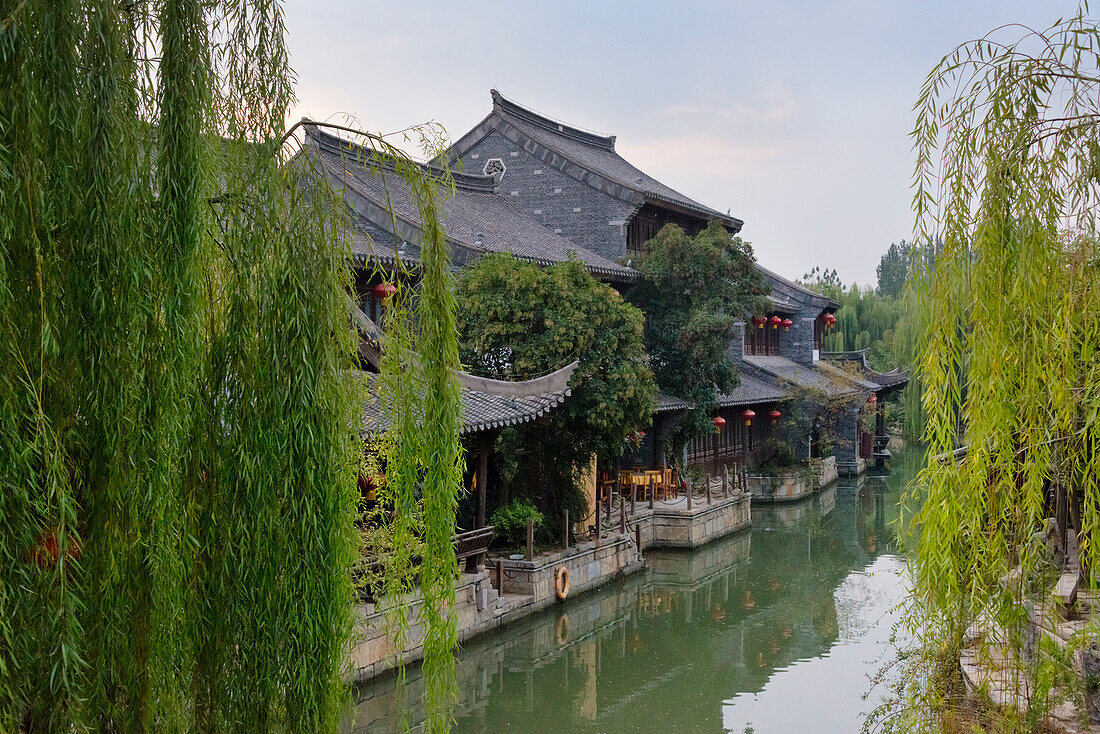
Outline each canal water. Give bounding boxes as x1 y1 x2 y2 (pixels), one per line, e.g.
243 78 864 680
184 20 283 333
345 446 922 733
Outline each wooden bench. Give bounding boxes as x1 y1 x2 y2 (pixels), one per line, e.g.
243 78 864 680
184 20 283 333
453 525 494 573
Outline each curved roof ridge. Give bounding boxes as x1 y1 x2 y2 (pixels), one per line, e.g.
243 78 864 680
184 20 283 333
491 89 616 151
487 92 736 227
305 124 498 195
754 263 840 310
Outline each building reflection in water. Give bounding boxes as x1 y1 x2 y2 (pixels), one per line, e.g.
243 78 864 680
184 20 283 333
342 446 921 734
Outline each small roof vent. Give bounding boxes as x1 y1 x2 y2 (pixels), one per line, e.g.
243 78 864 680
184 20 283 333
483 158 506 180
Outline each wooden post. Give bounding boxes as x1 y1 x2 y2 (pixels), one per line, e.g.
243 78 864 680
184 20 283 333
526 518 534 561
706 472 712 505
497 558 504 593
635 523 641 552
723 466 730 498
476 435 489 529
631 481 637 515
687 475 692 510
619 496 626 533
563 509 569 550
648 477 654 510
606 486 612 528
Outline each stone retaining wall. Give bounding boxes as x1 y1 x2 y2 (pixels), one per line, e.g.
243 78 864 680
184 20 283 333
348 569 528 682
837 457 867 476
636 494 751 549
809 456 838 489
747 470 814 503
492 532 643 610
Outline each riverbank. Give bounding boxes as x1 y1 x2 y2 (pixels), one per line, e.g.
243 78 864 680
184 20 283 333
347 489 754 683
343 463 914 734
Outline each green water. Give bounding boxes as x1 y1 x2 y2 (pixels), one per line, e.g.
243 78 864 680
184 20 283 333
346 446 922 733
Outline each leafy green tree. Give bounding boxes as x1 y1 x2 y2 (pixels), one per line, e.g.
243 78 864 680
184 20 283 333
875 240 912 298
898 8 1100 729
455 254 655 530
631 222 768 448
801 265 843 292
0 3 463 731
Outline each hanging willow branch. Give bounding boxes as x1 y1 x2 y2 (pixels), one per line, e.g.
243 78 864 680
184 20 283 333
0 2 464 732
896 4 1100 729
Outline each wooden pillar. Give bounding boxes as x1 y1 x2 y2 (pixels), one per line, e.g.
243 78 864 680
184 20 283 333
526 518 534 561
476 433 490 529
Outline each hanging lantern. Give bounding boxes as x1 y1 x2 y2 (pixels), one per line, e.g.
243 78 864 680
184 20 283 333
768 409 782 423
867 392 878 405
752 315 765 329
712 415 726 431
781 318 793 331
741 409 756 426
373 282 397 300
769 315 781 329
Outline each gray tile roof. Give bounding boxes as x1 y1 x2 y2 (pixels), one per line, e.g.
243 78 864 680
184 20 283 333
755 264 839 312
359 370 574 436
447 90 741 230
820 350 909 391
815 360 882 391
306 126 638 283
742 355 876 398
868 370 909 389
715 373 789 407
654 393 692 413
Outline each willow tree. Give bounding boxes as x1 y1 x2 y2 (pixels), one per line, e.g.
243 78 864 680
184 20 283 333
0 2 462 732
900 6 1100 728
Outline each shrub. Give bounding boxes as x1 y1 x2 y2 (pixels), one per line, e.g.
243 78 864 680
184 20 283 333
490 498 544 547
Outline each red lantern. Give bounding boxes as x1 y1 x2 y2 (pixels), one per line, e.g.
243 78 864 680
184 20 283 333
373 282 397 300
781 318 793 330
769 315 782 329
768 409 782 423
867 393 878 404
742 409 756 426
752 315 765 329
712 416 726 431
30 530 81 568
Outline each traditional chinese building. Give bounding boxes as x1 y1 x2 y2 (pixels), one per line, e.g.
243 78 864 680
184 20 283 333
444 90 741 264
299 122 635 534
445 91 905 476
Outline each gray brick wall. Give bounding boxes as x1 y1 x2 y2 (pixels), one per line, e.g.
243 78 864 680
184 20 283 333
781 310 818 365
727 321 746 362
457 132 636 263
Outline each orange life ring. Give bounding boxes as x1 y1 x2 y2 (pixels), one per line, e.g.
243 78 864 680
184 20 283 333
555 613 570 645
554 566 570 600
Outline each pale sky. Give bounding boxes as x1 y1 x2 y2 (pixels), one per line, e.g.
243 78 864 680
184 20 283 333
285 0 1082 286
